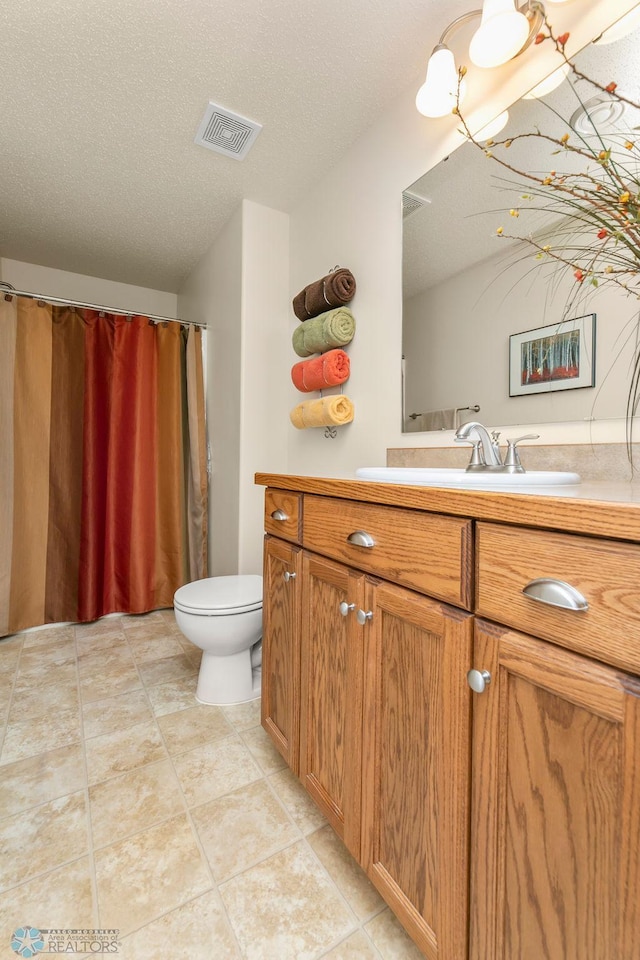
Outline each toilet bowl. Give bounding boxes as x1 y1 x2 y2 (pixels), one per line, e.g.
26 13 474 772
173 575 263 706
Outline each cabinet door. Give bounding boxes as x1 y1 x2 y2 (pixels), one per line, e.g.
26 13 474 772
361 581 474 960
261 536 301 773
471 619 640 960
299 552 365 859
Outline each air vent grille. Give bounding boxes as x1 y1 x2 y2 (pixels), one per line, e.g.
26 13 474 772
195 103 262 160
402 190 431 219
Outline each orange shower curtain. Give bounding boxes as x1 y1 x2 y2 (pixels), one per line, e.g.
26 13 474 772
0 297 208 636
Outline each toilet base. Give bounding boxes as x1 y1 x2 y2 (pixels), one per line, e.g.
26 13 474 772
195 647 262 706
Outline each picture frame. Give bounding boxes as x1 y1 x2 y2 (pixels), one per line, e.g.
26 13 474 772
509 314 596 397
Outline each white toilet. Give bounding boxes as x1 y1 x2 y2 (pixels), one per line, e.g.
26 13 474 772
173 575 263 706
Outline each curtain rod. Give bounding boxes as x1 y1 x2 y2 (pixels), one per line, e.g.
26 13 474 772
0 283 206 328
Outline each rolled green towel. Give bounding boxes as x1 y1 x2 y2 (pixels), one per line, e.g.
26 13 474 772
292 307 355 358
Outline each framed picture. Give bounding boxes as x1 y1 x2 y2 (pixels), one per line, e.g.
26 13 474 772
509 314 596 397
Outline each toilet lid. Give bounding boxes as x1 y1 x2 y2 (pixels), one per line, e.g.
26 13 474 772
174 575 263 614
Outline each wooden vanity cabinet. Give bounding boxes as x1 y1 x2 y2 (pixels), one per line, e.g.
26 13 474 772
470 619 640 960
261 535 302 772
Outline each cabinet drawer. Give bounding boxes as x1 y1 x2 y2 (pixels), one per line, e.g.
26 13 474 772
303 495 473 609
476 522 640 674
264 489 302 543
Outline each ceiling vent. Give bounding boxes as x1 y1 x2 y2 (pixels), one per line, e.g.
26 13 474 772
402 190 431 219
195 102 262 161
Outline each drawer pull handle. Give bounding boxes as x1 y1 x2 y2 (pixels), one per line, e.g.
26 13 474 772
356 609 373 625
271 509 288 521
283 571 297 582
339 601 355 616
467 669 491 694
347 530 375 548
522 578 588 611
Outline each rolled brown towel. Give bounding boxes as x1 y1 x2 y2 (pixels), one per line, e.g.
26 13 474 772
289 395 355 429
292 268 356 321
291 349 350 393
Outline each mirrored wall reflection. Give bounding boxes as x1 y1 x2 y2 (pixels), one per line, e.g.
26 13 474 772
402 22 640 433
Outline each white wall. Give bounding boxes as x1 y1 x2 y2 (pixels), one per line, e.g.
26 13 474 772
403 248 640 428
0 258 178 317
178 200 290 577
285 0 640 473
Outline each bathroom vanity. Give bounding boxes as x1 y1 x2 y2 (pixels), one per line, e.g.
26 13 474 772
255 472 640 960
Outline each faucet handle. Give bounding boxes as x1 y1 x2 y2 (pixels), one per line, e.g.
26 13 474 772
455 437 485 470
504 434 540 470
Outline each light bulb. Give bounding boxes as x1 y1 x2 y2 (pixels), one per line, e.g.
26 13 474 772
595 7 640 44
474 110 510 140
469 0 530 68
523 63 570 99
416 45 466 118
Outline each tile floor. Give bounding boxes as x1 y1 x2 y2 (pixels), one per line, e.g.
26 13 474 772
0 610 425 960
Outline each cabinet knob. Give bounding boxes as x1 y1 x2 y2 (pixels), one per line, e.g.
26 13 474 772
347 530 376 548
522 578 588 611
339 601 355 616
356 609 373 625
467 669 491 694
271 509 288 521
283 571 296 582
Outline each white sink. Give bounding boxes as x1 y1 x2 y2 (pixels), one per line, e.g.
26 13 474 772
355 467 581 488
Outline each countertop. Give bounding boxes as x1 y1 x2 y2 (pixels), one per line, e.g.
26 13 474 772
255 472 640 543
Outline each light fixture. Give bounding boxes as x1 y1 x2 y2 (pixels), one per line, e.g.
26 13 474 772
416 44 466 118
475 109 510 140
522 62 570 99
594 6 640 45
416 2 544 118
469 0 531 68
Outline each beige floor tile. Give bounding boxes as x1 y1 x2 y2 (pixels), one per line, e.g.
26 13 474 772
76 627 126 657
0 792 88 892
0 708 81 765
129 634 185 664
221 697 262 731
75 617 124 640
269 767 328 835
22 625 75 648
14 657 77 693
138 654 197 688
0 743 86 818
192 779 300 882
19 636 76 667
89 759 184 849
321 930 382 959
94 814 211 936
242 724 288 774
157 704 233 756
82 688 153 739
220 840 355 960
8 682 79 723
177 638 203 668
146 675 199 717
0 857 97 932
308 825 385 921
0 638 23 673
77 644 135 677
79 662 142 704
85 719 166 785
364 908 425 960
121 611 166 630
172 736 262 808
120 890 242 959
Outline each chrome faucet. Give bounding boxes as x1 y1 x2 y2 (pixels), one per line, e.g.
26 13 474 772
454 421 539 473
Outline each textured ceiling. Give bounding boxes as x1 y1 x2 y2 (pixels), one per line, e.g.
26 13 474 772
0 0 474 291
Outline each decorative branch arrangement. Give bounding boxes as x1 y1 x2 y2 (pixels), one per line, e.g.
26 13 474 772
455 19 640 299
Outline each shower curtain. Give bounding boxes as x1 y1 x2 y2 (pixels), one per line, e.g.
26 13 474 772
0 296 208 636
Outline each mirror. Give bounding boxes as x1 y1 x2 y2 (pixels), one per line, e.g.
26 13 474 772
402 23 640 433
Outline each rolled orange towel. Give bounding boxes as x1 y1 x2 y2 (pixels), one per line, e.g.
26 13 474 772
289 395 355 429
292 268 356 321
291 349 350 393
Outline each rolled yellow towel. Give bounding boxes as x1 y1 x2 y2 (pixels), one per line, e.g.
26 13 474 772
291 307 355 358
289 395 355 429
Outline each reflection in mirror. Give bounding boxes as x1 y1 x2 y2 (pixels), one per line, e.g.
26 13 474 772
402 23 640 433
